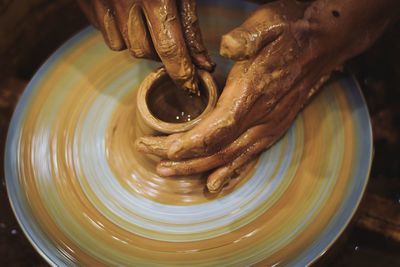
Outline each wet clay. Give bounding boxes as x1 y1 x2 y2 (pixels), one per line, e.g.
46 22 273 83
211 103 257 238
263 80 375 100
147 75 208 123
136 67 218 135
107 88 256 205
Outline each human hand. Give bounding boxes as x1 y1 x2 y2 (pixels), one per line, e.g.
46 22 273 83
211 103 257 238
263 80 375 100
77 0 214 93
136 0 400 192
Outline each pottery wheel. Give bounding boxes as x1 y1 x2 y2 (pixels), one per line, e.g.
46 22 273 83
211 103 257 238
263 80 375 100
5 1 372 266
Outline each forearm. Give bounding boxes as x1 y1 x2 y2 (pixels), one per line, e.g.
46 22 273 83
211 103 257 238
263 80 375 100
298 0 400 64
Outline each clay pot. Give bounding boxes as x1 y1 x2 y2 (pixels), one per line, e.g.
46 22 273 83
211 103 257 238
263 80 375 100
136 67 218 135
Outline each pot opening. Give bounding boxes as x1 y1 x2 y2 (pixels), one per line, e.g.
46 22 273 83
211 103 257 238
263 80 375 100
146 76 209 123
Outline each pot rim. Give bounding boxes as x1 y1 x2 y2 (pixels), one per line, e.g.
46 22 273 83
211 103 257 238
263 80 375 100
136 67 218 134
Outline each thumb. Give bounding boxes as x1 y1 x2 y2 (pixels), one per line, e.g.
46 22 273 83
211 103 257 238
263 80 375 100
220 0 308 60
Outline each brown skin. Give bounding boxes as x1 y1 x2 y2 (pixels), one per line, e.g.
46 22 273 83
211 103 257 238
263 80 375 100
136 0 400 193
77 0 215 93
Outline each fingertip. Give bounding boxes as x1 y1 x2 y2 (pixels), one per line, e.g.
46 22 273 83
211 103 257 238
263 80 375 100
207 181 223 193
134 138 148 153
207 175 226 193
220 31 248 60
96 3 126 51
207 167 232 193
156 165 176 177
192 53 216 72
220 22 283 61
136 136 172 158
197 59 216 73
180 75 199 94
204 60 216 72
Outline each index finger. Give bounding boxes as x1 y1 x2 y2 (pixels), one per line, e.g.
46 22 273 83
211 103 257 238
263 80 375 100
179 0 215 71
142 0 198 93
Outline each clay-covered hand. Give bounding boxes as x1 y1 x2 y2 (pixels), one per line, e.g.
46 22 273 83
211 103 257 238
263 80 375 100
136 0 400 192
77 0 214 93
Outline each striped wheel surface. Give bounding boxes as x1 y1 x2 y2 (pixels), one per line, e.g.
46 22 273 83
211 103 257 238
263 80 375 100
6 1 372 266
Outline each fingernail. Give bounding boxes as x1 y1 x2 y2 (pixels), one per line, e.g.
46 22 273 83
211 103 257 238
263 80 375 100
181 76 199 95
207 179 224 193
207 61 216 72
103 10 126 51
156 166 175 176
193 53 216 72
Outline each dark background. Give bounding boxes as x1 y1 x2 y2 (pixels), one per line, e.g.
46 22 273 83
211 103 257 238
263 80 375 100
0 1 399 266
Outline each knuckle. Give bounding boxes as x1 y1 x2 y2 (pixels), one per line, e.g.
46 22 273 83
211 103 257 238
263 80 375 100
156 38 179 58
178 164 195 175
